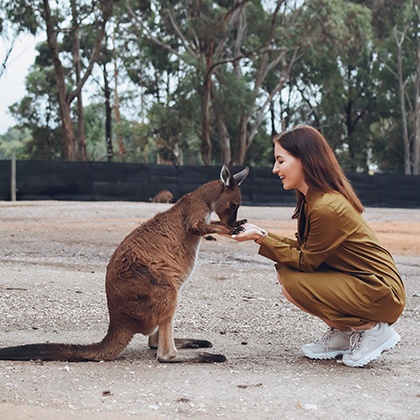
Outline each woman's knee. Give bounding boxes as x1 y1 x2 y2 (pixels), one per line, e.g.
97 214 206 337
277 272 300 303
276 272 284 289
276 271 297 297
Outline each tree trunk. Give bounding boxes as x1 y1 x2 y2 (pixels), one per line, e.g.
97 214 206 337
344 89 357 171
201 84 212 165
201 48 214 165
71 0 86 161
234 117 248 166
270 100 276 136
395 30 411 174
212 92 231 165
61 103 76 160
43 0 76 160
233 8 297 166
112 35 125 161
104 64 113 161
75 94 86 160
414 19 420 175
43 0 112 161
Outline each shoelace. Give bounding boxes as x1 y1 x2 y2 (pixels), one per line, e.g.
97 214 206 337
316 328 337 344
349 330 365 352
315 328 337 354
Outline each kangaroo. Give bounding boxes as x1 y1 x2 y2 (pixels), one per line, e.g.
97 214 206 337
0 165 249 363
151 189 174 203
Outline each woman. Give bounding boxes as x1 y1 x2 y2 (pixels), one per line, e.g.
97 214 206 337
230 125 405 367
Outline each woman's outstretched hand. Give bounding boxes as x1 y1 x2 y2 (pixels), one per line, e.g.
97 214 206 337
229 223 267 243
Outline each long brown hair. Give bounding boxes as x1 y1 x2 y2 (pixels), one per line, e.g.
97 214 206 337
273 125 364 217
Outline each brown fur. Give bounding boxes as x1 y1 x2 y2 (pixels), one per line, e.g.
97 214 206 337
0 165 249 363
151 189 174 203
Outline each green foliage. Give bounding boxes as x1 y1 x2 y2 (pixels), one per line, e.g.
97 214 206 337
114 119 153 162
148 100 201 165
287 0 414 172
1 0 419 173
246 130 274 167
84 102 108 161
7 44 64 159
0 127 32 159
0 0 41 35
22 125 63 160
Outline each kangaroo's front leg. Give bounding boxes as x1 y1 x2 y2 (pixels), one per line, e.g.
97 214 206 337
156 320 226 363
190 220 246 237
156 319 178 362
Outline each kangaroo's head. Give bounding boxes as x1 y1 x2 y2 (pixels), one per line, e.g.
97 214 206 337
214 164 249 227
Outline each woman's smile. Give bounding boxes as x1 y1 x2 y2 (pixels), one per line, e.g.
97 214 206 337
272 143 308 195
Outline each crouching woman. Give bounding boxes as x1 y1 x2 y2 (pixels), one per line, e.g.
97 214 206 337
230 125 405 367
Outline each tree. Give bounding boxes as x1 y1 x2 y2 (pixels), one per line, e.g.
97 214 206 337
414 1 420 174
3 0 420 173
8 52 64 159
0 35 15 80
281 0 380 171
123 0 305 165
0 127 32 159
0 0 38 78
42 0 114 160
1 0 115 160
367 0 419 174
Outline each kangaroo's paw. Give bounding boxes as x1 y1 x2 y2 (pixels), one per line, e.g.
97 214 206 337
232 225 246 235
197 352 227 363
157 351 227 363
174 338 213 349
235 219 247 226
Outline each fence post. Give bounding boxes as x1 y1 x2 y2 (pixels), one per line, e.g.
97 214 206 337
11 151 16 201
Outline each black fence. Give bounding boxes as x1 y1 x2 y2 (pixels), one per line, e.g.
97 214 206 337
1 160 420 208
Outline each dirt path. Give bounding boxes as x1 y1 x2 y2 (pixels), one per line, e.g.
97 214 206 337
0 201 419 419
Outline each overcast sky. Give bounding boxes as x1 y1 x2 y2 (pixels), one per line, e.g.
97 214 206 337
0 34 41 135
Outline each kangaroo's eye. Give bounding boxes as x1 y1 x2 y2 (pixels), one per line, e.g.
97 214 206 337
230 203 237 210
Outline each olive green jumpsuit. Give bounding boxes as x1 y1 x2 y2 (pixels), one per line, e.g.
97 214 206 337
258 188 406 327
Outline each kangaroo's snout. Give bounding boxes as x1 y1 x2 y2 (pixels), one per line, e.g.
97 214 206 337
227 209 238 227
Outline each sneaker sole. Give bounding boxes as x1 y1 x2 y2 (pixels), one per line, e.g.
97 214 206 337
302 348 351 360
342 332 400 367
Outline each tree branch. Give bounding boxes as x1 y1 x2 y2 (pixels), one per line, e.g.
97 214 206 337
123 0 186 60
68 0 113 103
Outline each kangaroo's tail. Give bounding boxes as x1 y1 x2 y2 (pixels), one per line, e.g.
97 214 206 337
0 325 134 362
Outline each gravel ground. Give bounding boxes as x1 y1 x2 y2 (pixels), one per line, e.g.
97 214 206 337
0 201 419 419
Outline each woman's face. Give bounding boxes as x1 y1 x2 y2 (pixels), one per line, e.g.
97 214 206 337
272 142 309 195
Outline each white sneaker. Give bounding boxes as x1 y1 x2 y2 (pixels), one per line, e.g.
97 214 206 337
302 328 352 360
342 323 400 367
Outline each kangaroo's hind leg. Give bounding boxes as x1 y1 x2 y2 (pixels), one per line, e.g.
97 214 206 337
156 318 226 363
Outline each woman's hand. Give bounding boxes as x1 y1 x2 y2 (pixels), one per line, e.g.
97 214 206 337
230 223 267 243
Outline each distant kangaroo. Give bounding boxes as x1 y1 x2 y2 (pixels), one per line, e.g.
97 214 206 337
151 189 174 203
0 165 249 363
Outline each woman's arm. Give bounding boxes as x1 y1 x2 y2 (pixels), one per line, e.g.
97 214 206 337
259 204 351 272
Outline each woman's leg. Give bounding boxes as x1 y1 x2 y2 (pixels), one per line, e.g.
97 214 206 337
276 268 402 365
277 272 355 331
276 265 403 328
277 270 380 331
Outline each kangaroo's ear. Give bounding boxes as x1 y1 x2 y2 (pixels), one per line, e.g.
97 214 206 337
220 164 231 187
233 167 249 186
